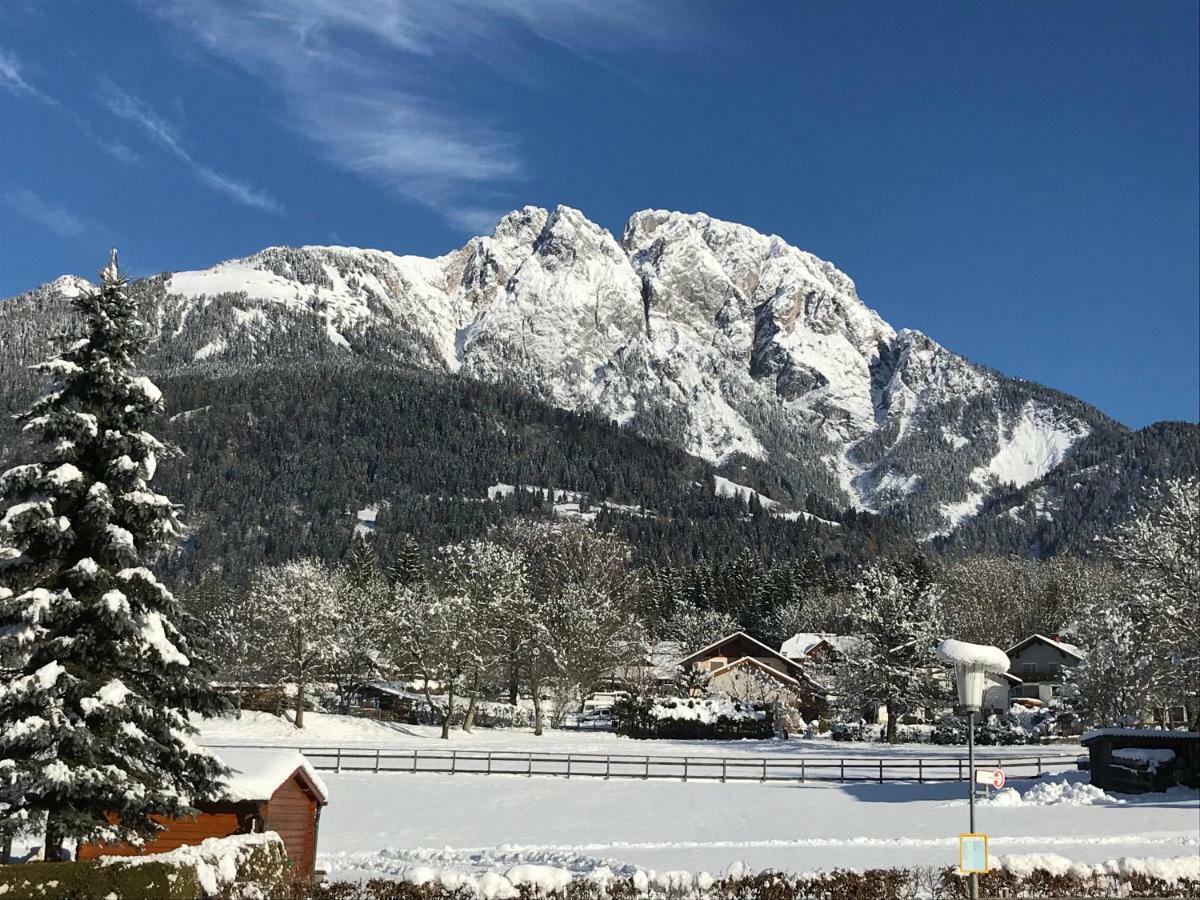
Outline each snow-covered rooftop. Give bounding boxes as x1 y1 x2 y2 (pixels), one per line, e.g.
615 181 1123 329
215 748 329 803
780 632 859 658
1081 728 1200 743
1006 633 1086 660
936 638 1011 673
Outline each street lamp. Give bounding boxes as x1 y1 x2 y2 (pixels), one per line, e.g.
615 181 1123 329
936 638 1011 900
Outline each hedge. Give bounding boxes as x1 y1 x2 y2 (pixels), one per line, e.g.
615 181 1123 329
0 833 288 899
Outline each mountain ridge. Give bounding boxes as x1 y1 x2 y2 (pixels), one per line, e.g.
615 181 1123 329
0 205 1133 537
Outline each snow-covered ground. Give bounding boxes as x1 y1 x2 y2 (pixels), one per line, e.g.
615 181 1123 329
316 771 1199 883
198 711 1079 761
196 713 1197 885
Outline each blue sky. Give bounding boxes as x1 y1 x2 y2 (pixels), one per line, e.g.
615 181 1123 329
1 1 1196 427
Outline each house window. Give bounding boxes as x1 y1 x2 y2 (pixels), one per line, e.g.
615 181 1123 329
1021 662 1037 674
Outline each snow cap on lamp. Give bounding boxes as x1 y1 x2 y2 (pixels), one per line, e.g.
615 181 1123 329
937 638 1010 712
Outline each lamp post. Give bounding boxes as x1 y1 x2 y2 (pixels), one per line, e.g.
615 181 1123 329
937 639 1010 900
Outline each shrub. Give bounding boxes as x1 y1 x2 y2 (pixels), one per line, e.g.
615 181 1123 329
614 694 774 741
0 858 203 899
0 833 289 899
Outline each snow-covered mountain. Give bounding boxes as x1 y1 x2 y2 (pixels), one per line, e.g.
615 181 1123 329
0 206 1116 533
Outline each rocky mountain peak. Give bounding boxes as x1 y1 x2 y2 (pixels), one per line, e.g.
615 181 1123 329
1 204 1118 533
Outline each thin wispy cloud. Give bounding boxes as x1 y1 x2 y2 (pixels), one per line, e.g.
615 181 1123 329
5 188 85 237
146 0 685 232
0 45 140 164
1 45 58 104
99 81 281 213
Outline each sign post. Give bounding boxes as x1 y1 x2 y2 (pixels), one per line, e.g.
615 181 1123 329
975 768 1006 801
959 833 989 874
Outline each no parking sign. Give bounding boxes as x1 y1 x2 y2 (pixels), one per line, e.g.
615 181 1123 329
975 768 1006 790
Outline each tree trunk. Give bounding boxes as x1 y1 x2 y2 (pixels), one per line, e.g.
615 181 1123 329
2 833 13 865
43 818 62 863
463 671 480 733
295 678 306 729
508 665 519 706
532 684 544 736
885 707 898 743
441 681 455 740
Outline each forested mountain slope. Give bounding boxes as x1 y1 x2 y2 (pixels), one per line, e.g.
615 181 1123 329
940 420 1200 558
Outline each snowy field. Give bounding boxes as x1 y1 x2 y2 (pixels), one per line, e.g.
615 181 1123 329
315 771 1199 883
197 713 1198 884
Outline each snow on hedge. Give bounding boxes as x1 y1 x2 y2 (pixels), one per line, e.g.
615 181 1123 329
649 696 764 723
1001 851 1200 883
936 638 1010 672
99 831 285 895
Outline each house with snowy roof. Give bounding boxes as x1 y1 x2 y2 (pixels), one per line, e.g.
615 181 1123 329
1005 634 1086 704
678 632 826 720
780 632 862 663
78 749 328 880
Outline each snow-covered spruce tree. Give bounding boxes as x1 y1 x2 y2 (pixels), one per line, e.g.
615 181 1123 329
0 252 227 858
832 561 946 743
391 534 425 589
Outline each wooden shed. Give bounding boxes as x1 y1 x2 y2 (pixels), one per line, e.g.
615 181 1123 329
1081 728 1200 793
77 749 328 880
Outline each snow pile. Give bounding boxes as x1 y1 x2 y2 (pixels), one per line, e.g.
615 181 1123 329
1113 747 1176 773
215 748 329 802
99 831 284 896
649 696 764 723
936 638 1010 672
985 776 1122 807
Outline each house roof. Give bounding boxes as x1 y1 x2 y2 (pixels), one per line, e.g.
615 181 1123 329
1005 633 1086 661
678 631 795 669
215 749 329 804
1081 728 1200 744
707 655 803 688
991 671 1023 685
362 680 426 700
780 632 864 658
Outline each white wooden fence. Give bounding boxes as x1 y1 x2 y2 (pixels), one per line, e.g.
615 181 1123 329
206 744 1080 784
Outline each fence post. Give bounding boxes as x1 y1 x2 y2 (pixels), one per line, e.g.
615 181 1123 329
335 748 342 774
374 749 380 774
918 759 923 784
761 759 767 783
721 758 727 783
643 756 649 780
840 759 845 783
958 759 963 781
451 750 458 775
1037 755 1042 775
878 760 884 784
411 749 417 774
604 756 610 780
527 754 533 777
566 754 572 779
486 752 493 776
799 759 805 783
683 758 688 782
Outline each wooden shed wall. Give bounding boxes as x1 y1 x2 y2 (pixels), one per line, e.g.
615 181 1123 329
76 811 243 860
266 777 320 879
